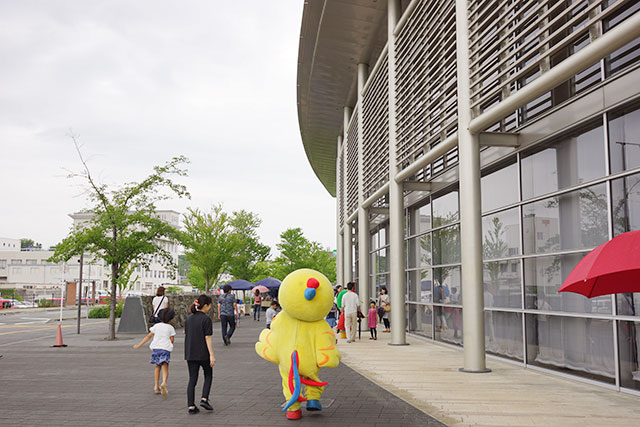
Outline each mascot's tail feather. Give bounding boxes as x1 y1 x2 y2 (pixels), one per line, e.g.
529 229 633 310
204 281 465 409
283 350 329 412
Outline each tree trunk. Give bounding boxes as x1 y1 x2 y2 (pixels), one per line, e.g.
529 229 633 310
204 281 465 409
108 263 117 340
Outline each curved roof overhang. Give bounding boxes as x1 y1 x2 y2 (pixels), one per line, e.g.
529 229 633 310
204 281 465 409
297 0 388 196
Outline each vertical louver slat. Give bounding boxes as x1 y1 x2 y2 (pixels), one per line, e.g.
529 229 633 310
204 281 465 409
346 108 359 217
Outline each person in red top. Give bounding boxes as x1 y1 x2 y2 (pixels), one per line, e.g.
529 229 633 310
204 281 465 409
253 290 262 321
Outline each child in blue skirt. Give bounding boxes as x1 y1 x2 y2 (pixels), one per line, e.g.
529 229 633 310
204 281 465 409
133 308 176 397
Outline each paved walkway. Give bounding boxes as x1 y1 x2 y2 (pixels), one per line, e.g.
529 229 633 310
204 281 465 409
0 316 442 426
337 329 640 426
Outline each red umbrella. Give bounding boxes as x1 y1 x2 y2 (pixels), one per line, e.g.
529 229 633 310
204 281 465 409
559 230 640 298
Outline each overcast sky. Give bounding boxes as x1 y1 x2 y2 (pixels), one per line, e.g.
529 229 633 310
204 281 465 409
0 0 336 253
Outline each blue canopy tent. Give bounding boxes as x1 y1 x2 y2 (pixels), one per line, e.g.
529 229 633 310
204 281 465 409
224 279 253 291
253 277 281 289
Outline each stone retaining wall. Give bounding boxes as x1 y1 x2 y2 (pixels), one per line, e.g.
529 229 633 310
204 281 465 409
141 294 219 329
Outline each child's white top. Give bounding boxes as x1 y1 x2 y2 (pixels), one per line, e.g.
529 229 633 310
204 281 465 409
266 307 277 324
149 323 176 352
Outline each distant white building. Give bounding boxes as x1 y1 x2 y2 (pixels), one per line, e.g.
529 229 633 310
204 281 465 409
0 210 183 296
0 237 20 251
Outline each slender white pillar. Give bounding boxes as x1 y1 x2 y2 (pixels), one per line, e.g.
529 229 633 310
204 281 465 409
387 0 406 345
343 224 353 282
336 136 344 287
357 63 370 305
342 108 353 283
456 0 489 372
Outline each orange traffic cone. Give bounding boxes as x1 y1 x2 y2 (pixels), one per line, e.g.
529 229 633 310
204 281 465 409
52 324 67 348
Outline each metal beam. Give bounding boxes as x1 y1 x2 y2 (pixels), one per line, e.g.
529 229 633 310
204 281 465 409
394 134 458 183
357 62 370 307
369 207 389 215
469 10 640 134
362 183 389 209
403 182 433 192
478 132 519 147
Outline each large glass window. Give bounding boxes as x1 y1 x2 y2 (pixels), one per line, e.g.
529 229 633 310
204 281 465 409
481 162 518 212
482 208 520 259
407 234 431 269
522 184 608 255
618 320 640 391
609 103 640 174
484 261 521 309
526 314 615 384
432 190 459 227
435 306 462 346
408 303 434 339
486 311 523 362
524 253 612 314
520 122 605 200
433 225 460 265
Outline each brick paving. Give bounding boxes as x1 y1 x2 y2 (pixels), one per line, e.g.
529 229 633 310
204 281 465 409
0 317 443 426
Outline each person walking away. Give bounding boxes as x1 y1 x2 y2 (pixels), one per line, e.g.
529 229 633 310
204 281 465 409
253 290 262 321
378 286 391 333
184 295 216 414
150 286 169 323
367 301 378 340
265 301 278 329
133 308 176 397
218 285 238 345
325 300 338 328
342 282 360 343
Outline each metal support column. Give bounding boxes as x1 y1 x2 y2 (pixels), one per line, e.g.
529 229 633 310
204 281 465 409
336 136 344 287
343 107 353 283
343 224 353 283
357 63 370 305
456 0 489 372
387 0 407 346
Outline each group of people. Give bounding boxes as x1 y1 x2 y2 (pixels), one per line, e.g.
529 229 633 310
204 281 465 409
252 289 278 329
330 282 391 343
129 281 392 415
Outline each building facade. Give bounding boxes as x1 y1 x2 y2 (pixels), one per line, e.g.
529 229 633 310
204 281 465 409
0 210 182 297
297 0 640 393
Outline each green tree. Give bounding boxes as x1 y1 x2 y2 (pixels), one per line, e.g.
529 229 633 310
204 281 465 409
49 140 189 339
272 228 336 283
20 238 42 250
227 210 270 282
483 217 508 289
181 205 234 292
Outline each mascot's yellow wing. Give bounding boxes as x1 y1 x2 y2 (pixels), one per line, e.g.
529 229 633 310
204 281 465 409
255 327 278 364
315 324 341 368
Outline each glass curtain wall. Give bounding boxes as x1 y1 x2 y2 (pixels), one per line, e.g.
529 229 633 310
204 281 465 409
370 224 389 305
405 99 640 391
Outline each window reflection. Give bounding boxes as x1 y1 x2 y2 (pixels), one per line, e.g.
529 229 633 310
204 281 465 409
483 261 521 309
432 190 459 227
482 208 520 260
522 184 608 255
609 103 640 174
485 311 523 362
524 253 612 314
618 320 640 391
520 122 605 200
481 162 518 212
433 225 460 265
526 314 615 384
408 303 433 339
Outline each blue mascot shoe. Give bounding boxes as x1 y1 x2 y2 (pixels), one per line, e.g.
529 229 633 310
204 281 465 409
306 400 322 411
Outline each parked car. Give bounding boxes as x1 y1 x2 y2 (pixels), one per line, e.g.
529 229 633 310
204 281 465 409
11 300 37 308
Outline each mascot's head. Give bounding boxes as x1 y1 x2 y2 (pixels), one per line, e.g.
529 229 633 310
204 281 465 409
279 268 333 322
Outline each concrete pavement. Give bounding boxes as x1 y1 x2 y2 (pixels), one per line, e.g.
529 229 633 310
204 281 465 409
0 316 443 426
336 329 640 426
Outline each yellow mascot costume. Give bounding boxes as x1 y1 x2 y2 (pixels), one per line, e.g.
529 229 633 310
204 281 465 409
255 268 340 420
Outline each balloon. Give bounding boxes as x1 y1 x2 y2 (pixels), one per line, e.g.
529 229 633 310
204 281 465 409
336 289 349 309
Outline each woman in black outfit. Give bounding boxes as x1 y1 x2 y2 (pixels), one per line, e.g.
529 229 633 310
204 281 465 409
184 294 216 414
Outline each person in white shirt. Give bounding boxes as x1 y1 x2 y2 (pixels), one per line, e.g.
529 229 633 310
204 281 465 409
133 308 176 397
341 282 361 343
151 287 169 321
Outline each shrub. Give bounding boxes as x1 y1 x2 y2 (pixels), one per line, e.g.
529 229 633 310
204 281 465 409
88 302 124 318
38 299 59 308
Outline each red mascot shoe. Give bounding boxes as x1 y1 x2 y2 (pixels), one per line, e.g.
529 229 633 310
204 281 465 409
286 409 302 420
